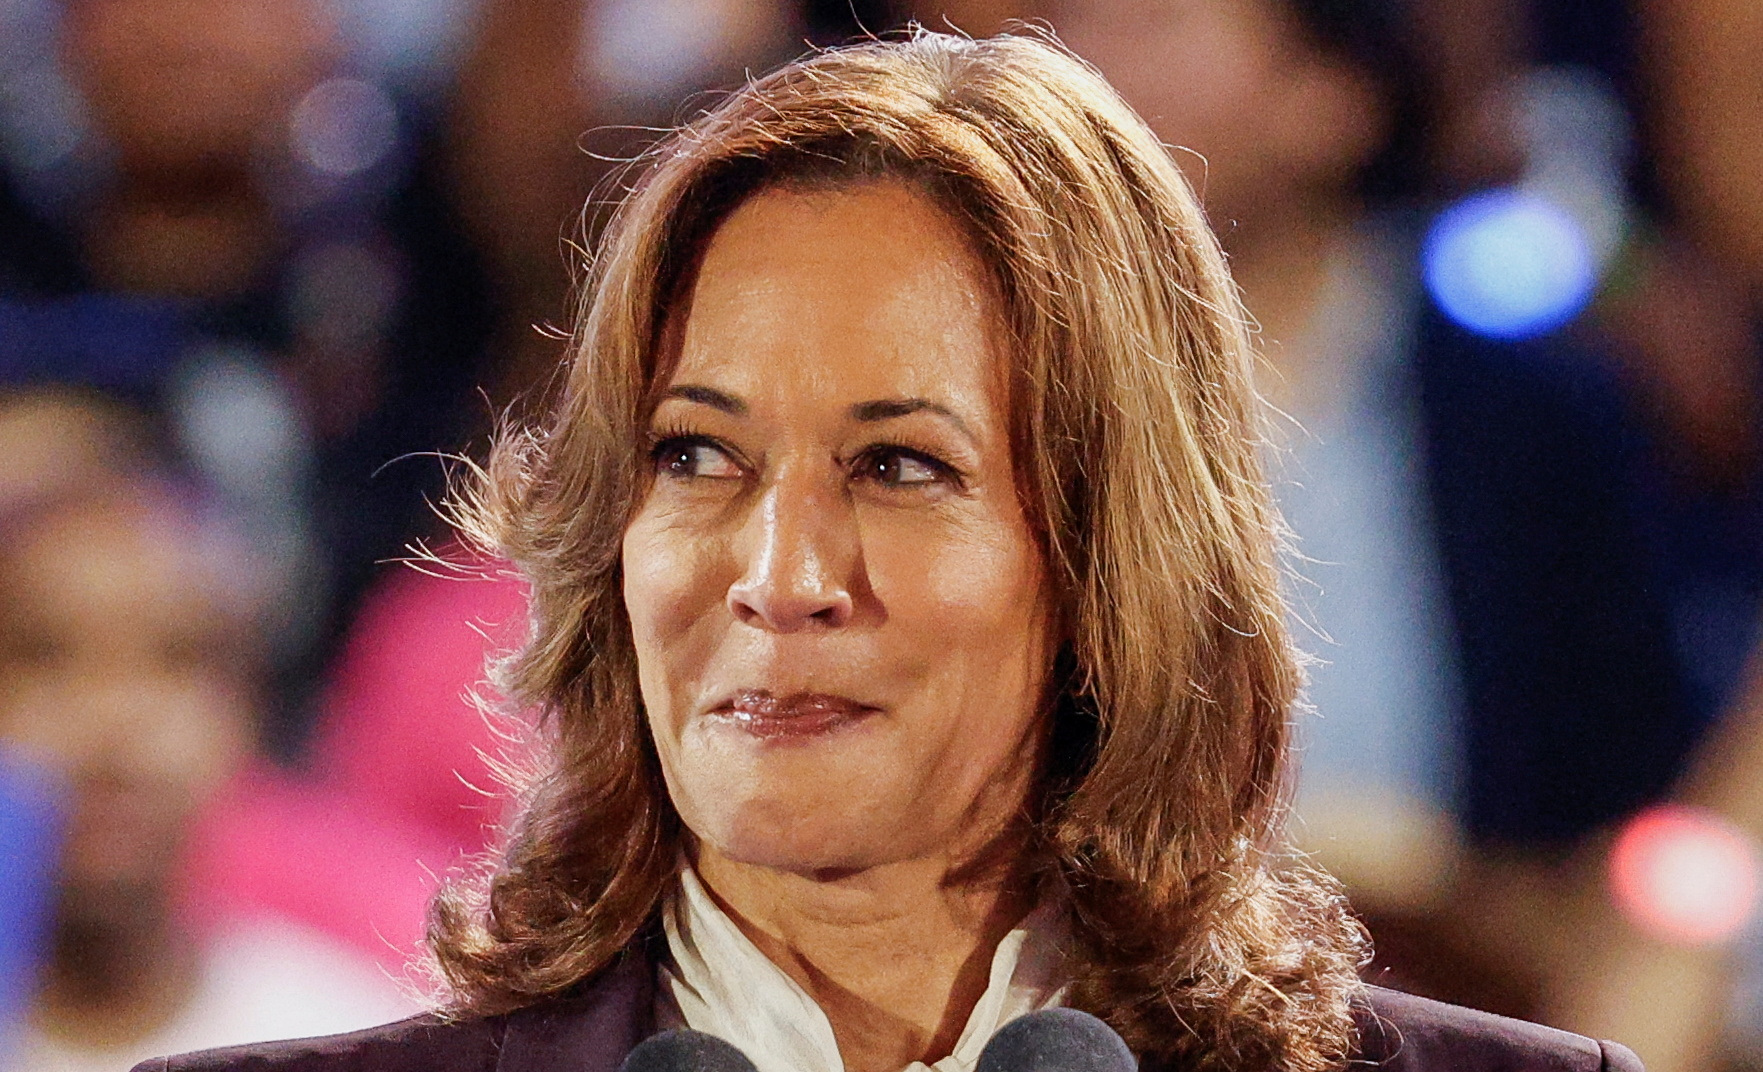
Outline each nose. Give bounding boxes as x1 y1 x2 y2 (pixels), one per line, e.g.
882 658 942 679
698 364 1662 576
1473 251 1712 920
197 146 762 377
726 473 857 632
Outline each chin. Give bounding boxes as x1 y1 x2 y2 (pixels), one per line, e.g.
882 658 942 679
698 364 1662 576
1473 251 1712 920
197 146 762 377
694 794 911 874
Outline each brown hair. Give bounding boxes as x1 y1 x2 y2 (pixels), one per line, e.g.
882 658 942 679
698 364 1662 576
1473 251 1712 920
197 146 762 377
432 29 1366 1071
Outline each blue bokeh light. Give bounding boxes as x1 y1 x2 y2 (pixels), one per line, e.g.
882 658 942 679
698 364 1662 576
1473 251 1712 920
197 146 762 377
0 750 63 1040
1422 189 1598 340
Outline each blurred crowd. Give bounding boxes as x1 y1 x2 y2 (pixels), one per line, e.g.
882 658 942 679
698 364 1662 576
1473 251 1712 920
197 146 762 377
0 0 1759 1069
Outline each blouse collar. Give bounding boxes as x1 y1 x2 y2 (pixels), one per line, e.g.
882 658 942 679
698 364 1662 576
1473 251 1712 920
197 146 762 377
655 866 1069 1072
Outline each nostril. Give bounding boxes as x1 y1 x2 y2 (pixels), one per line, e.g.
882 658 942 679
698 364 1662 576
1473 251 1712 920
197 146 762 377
727 488 859 631
726 583 853 633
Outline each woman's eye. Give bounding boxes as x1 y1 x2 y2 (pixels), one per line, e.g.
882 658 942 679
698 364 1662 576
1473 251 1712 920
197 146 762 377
652 436 741 480
861 447 952 488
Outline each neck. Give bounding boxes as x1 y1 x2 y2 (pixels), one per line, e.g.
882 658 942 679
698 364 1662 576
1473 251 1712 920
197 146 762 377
1223 194 1358 417
34 883 200 1049
696 838 1038 1072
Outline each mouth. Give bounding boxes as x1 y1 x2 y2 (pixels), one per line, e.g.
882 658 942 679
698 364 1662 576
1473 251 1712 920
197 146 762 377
705 690 881 741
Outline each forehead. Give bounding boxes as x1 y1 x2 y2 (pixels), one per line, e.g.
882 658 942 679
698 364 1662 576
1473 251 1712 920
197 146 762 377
667 180 1008 412
0 499 220 637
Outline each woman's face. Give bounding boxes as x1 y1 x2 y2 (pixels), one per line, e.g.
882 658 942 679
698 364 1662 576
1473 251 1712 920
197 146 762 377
622 180 1052 875
1056 0 1384 228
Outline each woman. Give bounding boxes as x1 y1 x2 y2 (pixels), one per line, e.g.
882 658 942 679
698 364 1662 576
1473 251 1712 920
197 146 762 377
138 31 1641 1072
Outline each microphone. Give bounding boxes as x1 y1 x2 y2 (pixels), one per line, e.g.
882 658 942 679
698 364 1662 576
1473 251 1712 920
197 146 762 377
977 1009 1138 1072
619 1010 1134 1072
619 1030 760 1072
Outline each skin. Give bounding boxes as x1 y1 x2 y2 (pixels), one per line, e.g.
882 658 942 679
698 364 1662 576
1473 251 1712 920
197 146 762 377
1056 0 1384 413
1055 0 1381 235
62 0 336 298
0 493 251 1045
1586 0 1763 488
621 181 1053 1072
1640 0 1763 293
0 393 140 505
450 0 797 410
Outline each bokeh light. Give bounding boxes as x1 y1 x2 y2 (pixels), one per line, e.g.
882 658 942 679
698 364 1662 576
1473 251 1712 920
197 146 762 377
1422 188 1598 340
1609 805 1761 945
0 750 63 1036
289 77 399 178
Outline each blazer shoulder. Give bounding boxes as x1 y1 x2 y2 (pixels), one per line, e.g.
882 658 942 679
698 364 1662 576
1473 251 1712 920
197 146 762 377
134 1012 505 1072
1354 986 1644 1072
133 947 657 1072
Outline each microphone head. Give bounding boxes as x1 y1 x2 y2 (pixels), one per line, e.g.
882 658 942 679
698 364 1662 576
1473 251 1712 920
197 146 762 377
977 1009 1137 1072
620 1030 760 1072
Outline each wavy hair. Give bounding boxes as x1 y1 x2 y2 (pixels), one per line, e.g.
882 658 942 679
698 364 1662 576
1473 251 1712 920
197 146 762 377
430 29 1367 1072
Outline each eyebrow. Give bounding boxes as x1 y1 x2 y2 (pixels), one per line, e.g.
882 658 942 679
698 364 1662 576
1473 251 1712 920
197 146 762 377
850 398 972 440
661 384 747 415
660 385 973 441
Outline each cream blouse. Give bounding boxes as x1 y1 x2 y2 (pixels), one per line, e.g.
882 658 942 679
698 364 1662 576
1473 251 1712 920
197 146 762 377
655 868 1069 1072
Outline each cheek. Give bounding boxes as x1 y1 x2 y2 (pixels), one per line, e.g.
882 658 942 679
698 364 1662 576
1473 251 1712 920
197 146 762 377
863 507 1050 755
866 507 1044 644
623 510 703 635
622 509 729 716
151 677 250 794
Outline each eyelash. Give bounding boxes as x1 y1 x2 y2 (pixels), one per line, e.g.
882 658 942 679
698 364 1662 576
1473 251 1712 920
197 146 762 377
648 433 738 480
646 429 965 490
853 442 965 489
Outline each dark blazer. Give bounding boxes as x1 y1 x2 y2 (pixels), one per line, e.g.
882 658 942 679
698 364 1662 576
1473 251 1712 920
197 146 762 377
132 947 1642 1072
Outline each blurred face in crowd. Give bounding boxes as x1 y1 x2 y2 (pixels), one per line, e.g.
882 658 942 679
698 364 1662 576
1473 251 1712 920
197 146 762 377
1643 0 1763 289
1054 0 1384 227
622 181 1054 875
0 392 141 507
0 491 251 912
62 0 337 176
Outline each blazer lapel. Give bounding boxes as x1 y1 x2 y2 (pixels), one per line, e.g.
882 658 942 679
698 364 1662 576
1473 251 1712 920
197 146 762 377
496 948 657 1072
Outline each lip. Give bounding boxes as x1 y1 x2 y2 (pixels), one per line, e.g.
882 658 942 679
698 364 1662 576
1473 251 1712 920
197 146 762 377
705 690 880 741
